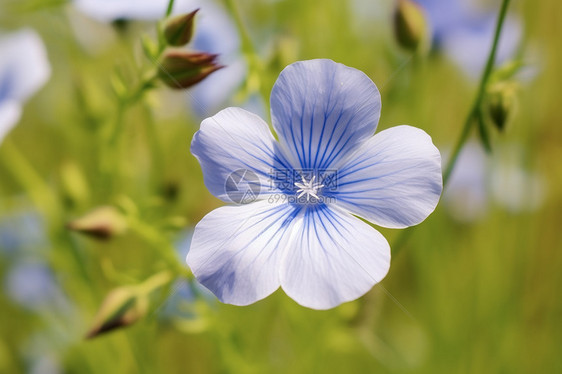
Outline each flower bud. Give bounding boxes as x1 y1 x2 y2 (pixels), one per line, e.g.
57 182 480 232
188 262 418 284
158 50 224 89
67 206 127 240
86 286 148 339
59 161 90 209
393 0 429 53
485 82 517 132
86 271 173 338
163 9 199 47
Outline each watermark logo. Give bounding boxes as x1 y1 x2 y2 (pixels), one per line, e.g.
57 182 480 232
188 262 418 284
225 169 261 204
269 169 338 192
225 168 338 205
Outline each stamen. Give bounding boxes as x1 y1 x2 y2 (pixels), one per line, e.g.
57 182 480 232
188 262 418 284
295 175 324 202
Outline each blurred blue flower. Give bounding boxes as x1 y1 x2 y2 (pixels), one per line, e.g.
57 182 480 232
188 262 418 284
0 210 45 255
28 354 61 374
4 261 67 311
0 29 50 144
442 142 490 221
416 0 522 77
74 0 187 21
443 142 546 221
160 229 214 320
24 334 63 374
187 59 443 309
74 0 249 116
187 1 248 116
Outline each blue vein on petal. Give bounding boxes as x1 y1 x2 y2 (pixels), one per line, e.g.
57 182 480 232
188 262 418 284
217 135 295 194
306 91 319 168
312 68 340 168
299 99 307 169
198 204 302 288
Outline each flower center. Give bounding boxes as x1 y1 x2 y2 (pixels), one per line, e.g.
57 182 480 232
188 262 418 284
294 175 324 202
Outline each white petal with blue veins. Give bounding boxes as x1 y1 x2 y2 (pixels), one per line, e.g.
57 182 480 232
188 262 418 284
270 59 381 170
187 200 300 306
331 125 442 228
191 107 292 202
280 205 390 310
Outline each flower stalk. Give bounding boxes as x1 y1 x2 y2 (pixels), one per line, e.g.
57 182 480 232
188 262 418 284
165 0 175 17
223 0 268 102
388 0 512 258
442 0 511 185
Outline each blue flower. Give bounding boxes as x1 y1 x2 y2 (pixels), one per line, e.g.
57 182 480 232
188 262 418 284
416 0 521 77
443 141 545 221
0 210 46 255
4 261 67 311
74 0 188 21
187 59 442 309
0 29 50 144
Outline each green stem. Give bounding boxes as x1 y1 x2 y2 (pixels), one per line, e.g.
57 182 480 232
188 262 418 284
128 217 192 279
392 0 512 256
165 0 175 17
142 102 165 190
1 140 58 219
223 0 268 101
140 270 175 295
442 0 511 185
101 72 159 193
224 0 254 55
1 141 94 285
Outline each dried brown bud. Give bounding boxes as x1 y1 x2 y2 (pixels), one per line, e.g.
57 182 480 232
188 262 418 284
158 50 224 89
86 286 148 339
67 206 127 240
85 272 173 339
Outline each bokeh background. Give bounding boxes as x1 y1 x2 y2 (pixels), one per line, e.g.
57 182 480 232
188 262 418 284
1 0 561 373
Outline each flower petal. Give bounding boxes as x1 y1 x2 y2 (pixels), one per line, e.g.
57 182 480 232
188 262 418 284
187 200 299 306
191 107 292 203
442 142 489 221
444 15 521 78
0 101 22 144
270 59 381 170
280 205 390 310
0 29 50 102
330 125 442 228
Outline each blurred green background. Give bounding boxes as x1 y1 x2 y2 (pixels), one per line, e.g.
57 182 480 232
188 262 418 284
0 0 561 373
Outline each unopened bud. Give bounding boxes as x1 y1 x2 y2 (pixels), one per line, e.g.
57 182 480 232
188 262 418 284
163 9 199 47
67 206 127 240
394 0 429 53
60 161 90 209
86 271 173 338
86 286 148 339
486 82 517 132
158 50 224 89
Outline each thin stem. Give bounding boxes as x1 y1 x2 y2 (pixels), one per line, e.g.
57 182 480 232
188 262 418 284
142 102 165 190
223 0 268 102
140 270 175 295
224 0 254 54
392 0 512 256
1 141 94 285
128 217 192 279
1 140 58 219
101 72 159 193
442 0 511 185
165 0 175 17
